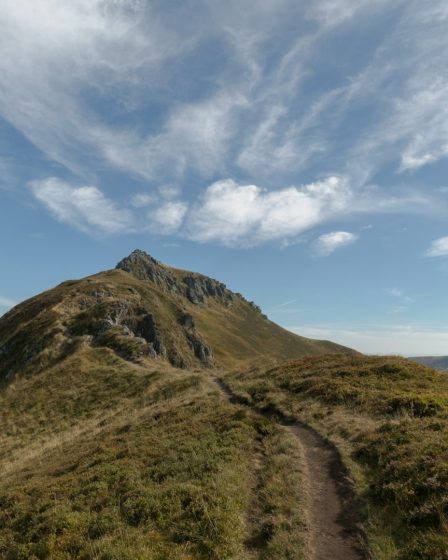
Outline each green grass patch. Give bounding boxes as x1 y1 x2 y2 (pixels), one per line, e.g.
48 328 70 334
225 354 448 559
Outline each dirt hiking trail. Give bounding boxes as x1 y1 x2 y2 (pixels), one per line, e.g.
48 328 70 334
212 376 365 560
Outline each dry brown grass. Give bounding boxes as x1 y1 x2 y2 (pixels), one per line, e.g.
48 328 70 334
224 354 448 560
0 346 310 559
0 265 350 384
0 254 351 559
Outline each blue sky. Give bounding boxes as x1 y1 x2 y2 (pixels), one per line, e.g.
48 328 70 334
2 0 448 355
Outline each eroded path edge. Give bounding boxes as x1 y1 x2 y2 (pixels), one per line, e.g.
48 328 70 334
211 376 366 560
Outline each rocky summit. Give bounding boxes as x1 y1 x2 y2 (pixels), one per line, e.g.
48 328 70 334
116 249 235 306
0 250 351 382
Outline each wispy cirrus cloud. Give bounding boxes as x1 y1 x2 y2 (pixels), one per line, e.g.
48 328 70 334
0 0 205 180
385 287 413 314
29 177 133 235
3 0 448 248
386 288 413 304
426 236 448 257
0 0 430 185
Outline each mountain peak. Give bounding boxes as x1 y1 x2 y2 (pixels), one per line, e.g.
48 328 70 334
116 249 234 306
0 252 352 382
116 249 160 270
116 249 173 287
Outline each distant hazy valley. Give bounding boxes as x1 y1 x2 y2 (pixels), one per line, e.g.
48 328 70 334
410 355 448 371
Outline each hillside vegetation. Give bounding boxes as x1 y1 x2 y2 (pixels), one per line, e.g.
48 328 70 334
224 354 448 560
0 251 333 559
3 251 448 559
0 346 308 559
0 250 350 385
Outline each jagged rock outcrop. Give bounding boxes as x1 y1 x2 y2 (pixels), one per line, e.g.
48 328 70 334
116 250 179 292
182 275 232 305
180 313 195 329
185 332 214 366
135 313 165 356
178 311 213 366
0 249 352 382
68 302 168 362
116 250 233 306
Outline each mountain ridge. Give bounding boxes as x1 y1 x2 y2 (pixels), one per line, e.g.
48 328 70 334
0 249 352 383
2 251 448 559
409 355 448 370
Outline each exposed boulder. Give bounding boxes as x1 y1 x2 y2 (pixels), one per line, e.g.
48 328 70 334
180 313 195 330
135 313 165 356
185 332 214 366
184 277 205 304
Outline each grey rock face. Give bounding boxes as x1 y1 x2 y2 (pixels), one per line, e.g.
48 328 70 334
135 313 165 356
180 313 195 330
116 250 234 306
182 275 232 305
185 332 214 366
178 311 213 366
69 301 167 361
116 250 178 292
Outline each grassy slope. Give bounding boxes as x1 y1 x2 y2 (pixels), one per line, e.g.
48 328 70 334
189 294 348 368
224 354 448 560
0 346 308 560
0 268 350 383
0 257 349 559
164 263 350 366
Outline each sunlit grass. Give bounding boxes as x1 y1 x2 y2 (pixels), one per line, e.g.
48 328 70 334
0 347 309 559
225 354 448 560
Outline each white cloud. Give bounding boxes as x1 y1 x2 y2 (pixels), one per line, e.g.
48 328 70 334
150 201 188 235
290 323 448 356
306 0 390 26
313 231 358 256
130 193 155 208
0 0 206 180
29 177 133 235
426 236 448 257
25 170 433 244
187 176 352 247
185 176 429 248
2 0 448 245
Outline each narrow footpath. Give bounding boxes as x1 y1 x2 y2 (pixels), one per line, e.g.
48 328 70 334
212 376 365 560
